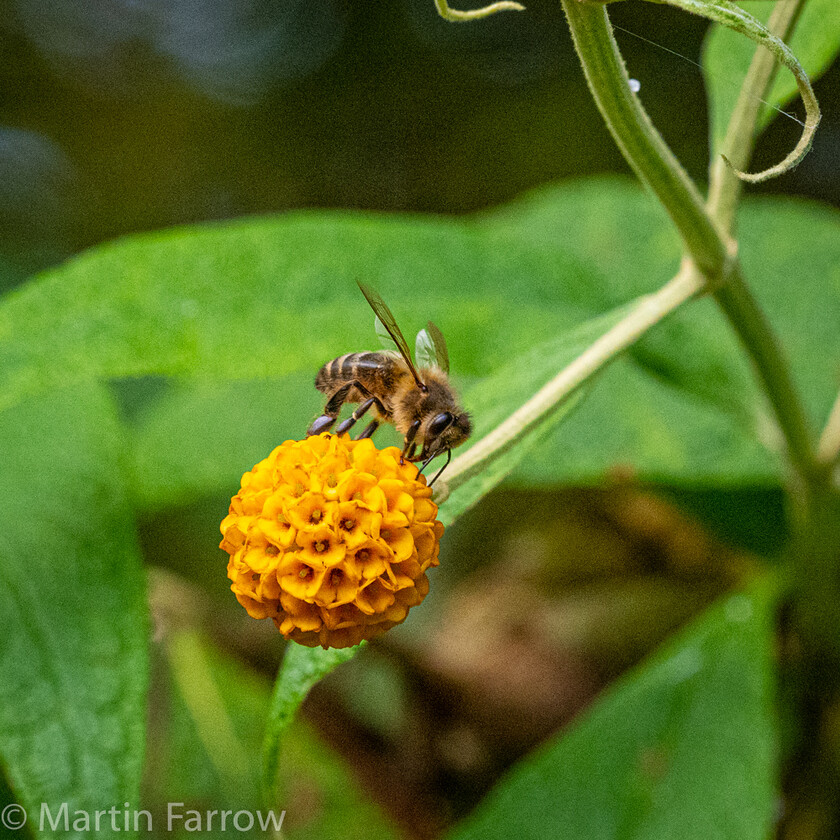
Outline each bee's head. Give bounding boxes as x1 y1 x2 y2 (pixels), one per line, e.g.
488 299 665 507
423 410 472 456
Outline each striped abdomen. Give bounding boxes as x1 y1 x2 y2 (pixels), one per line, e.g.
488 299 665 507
314 351 407 417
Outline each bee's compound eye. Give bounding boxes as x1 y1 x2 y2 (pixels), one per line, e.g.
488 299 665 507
427 412 454 438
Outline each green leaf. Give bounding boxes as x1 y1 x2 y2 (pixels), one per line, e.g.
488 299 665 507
738 198 840 430
124 305 617 524
149 629 399 840
441 306 633 524
447 584 778 840
704 0 840 154
262 643 362 808
0 387 148 839
0 213 606 415
8 178 840 510
480 177 757 418
515 358 777 487
124 375 322 511
124 180 838 507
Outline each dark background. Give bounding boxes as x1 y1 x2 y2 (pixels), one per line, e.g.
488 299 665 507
1 0 837 291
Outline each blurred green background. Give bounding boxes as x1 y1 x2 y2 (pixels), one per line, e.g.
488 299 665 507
1 2 838 838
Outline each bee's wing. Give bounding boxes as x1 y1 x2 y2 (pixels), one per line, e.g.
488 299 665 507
415 328 437 369
425 320 450 373
374 316 399 352
357 282 425 387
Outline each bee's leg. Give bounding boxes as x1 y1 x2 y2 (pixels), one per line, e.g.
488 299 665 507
356 420 380 439
309 380 386 438
335 397 376 436
307 414 337 436
400 420 421 464
307 382 355 436
349 381 387 416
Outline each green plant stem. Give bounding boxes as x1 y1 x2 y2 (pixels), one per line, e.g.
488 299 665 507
560 0 825 489
702 0 823 486
714 274 825 486
559 0 729 280
707 0 807 233
446 262 704 489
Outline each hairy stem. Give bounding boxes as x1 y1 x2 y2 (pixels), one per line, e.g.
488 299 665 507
447 263 704 488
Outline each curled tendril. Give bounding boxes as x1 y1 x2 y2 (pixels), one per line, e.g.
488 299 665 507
652 0 820 183
434 0 525 22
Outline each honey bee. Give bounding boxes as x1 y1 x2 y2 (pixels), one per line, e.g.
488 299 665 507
307 282 471 484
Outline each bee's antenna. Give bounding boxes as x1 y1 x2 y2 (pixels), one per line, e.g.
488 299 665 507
427 449 452 487
417 449 439 476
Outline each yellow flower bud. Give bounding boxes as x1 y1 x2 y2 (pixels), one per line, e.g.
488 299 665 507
220 433 444 649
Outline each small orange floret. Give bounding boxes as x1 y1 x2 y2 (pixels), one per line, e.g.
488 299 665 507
220 433 443 649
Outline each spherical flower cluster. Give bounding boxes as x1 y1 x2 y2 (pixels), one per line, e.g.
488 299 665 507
220 433 444 649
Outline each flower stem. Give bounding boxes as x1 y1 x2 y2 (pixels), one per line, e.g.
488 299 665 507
446 263 704 488
650 0 819 185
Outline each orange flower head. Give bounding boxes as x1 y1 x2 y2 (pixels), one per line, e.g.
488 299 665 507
220 433 443 648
